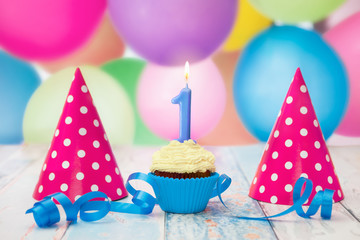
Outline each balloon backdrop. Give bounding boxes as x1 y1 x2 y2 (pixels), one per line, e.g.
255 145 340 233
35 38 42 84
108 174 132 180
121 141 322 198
325 12 360 137
248 0 345 23
315 0 360 33
234 26 349 142
198 51 258 145
137 60 226 140
0 0 106 60
0 51 41 144
223 0 272 51
108 0 237 65
40 15 125 72
102 58 167 145
24 66 134 145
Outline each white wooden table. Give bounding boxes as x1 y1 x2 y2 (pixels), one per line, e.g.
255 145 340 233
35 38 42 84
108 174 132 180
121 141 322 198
0 144 359 239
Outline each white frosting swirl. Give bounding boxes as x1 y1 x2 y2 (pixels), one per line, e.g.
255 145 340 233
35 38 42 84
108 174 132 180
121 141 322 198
150 140 216 173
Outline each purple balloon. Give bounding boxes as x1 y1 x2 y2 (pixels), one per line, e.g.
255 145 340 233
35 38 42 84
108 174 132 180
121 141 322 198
108 0 237 65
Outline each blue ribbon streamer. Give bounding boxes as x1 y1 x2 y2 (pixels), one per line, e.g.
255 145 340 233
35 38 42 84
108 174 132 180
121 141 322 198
26 172 230 228
235 177 334 221
26 174 334 228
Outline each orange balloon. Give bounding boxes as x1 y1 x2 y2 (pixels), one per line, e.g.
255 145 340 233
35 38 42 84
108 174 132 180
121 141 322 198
198 51 258 146
39 14 125 72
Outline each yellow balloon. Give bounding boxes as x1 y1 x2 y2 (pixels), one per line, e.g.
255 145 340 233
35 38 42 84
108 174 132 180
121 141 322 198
23 66 135 145
223 0 272 51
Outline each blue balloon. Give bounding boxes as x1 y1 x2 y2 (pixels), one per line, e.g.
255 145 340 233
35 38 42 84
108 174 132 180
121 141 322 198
233 26 349 142
0 51 41 144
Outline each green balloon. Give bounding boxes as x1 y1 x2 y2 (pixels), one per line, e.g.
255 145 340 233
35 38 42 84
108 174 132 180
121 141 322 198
249 0 344 23
102 58 167 145
24 66 135 145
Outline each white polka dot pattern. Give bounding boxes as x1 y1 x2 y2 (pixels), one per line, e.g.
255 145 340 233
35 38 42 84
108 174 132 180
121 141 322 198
93 119 99 127
270 196 278 203
92 162 100 170
253 177 257 184
261 164 267 172
76 172 84 180
285 184 292 192
67 95 74 103
93 140 100 148
65 116 72 124
91 184 99 191
286 96 293 104
285 139 292 147
80 106 88 114
285 161 293 170
32 68 127 202
117 188 122 196
62 161 70 169
49 173 55 181
274 130 279 138
63 138 71 147
300 173 308 179
60 183 68 192
300 128 308 136
79 128 87 136
249 68 343 206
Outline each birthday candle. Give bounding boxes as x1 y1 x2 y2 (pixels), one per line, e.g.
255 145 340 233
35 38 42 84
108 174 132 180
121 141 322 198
172 61 191 142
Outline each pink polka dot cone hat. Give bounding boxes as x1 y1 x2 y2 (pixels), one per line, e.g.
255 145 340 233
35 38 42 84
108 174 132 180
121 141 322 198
33 68 128 202
249 68 344 205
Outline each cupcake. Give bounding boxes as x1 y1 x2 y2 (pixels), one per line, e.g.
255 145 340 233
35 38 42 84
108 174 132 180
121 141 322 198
149 140 220 213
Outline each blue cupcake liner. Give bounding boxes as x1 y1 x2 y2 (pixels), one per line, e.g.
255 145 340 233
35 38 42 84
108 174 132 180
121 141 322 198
148 172 220 214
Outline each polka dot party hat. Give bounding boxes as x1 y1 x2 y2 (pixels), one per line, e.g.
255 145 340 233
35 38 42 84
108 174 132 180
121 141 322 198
33 68 128 202
249 68 343 205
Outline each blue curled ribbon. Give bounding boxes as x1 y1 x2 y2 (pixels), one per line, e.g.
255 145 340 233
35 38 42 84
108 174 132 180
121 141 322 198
26 175 334 228
26 172 230 228
235 177 335 221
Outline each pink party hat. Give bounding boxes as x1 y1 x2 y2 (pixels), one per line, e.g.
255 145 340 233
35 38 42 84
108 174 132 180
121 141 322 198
33 68 128 202
249 68 344 205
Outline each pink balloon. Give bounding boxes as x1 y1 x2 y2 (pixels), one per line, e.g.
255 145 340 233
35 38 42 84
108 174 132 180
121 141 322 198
324 12 360 136
137 60 226 140
0 0 106 60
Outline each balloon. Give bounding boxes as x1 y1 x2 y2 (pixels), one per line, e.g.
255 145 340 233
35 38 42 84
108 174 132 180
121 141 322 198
198 51 258 145
102 58 167 145
0 51 41 144
325 12 360 136
223 0 272 51
0 0 106 60
24 66 134 145
108 0 237 66
248 0 345 23
137 60 226 140
40 15 125 72
315 0 360 33
233 26 349 142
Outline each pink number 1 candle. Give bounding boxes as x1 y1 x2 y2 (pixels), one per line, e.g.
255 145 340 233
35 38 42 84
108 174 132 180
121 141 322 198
172 61 191 142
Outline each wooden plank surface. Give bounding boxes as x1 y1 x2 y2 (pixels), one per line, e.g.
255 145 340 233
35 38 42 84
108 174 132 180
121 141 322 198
328 146 360 221
230 145 360 240
0 144 359 240
0 145 67 240
0 145 48 190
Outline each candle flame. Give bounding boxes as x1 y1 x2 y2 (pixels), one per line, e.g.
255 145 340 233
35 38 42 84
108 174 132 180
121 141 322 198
184 61 190 83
